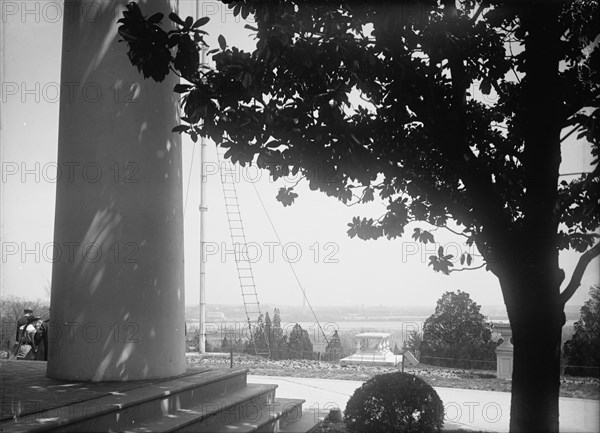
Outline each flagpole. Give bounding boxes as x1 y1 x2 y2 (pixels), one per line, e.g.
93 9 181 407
198 0 207 354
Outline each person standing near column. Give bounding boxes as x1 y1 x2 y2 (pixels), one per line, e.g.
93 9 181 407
12 309 33 358
15 309 33 343
35 311 50 361
16 315 40 360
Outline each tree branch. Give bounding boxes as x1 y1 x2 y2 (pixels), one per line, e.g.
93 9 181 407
450 263 486 273
470 3 486 24
441 224 470 238
560 125 582 143
421 221 470 238
560 242 600 305
287 175 305 189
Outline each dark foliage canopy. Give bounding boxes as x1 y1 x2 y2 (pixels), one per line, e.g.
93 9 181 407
344 371 444 433
421 290 497 369
326 330 343 353
118 1 599 277
563 285 600 377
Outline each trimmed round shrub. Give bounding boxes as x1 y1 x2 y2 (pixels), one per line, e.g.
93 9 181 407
344 371 444 433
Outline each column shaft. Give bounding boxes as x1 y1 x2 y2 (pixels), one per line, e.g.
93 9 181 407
48 0 185 381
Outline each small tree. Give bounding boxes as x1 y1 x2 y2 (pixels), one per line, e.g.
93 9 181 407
278 335 289 359
287 323 313 359
272 308 283 340
421 291 497 369
270 308 284 359
405 329 423 361
264 311 272 345
247 313 270 356
563 285 600 377
287 324 302 358
326 330 343 359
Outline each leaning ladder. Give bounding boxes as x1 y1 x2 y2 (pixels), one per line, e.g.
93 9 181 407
217 150 271 358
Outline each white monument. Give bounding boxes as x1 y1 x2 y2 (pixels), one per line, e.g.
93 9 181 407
340 332 405 366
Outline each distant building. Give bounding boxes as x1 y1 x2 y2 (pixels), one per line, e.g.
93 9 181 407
207 311 226 321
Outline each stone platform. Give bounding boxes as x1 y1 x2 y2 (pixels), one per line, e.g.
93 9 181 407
340 352 404 367
0 360 322 432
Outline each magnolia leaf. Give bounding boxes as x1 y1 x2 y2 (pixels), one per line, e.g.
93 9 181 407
172 125 190 133
148 12 163 24
423 231 435 244
169 12 185 25
412 228 421 241
174 84 192 93
362 187 374 203
192 17 210 28
218 34 227 50
241 5 250 19
276 187 298 207
480 79 492 95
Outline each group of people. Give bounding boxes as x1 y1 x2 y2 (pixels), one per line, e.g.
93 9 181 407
13 308 49 361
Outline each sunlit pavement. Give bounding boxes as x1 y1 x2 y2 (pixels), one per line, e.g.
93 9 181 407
248 375 600 432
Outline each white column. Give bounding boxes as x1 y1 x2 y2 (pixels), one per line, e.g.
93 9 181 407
48 0 185 381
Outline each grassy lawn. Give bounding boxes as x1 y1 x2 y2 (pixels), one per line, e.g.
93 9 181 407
186 353 600 400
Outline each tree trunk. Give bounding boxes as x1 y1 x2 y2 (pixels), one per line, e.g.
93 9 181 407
501 268 564 432
503 3 564 431
510 307 563 431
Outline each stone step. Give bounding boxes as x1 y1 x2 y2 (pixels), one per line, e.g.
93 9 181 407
94 383 279 433
143 397 305 433
266 407 325 433
63 373 269 432
1 368 320 433
1 368 249 433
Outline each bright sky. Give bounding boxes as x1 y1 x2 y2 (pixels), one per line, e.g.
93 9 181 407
1 0 598 310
